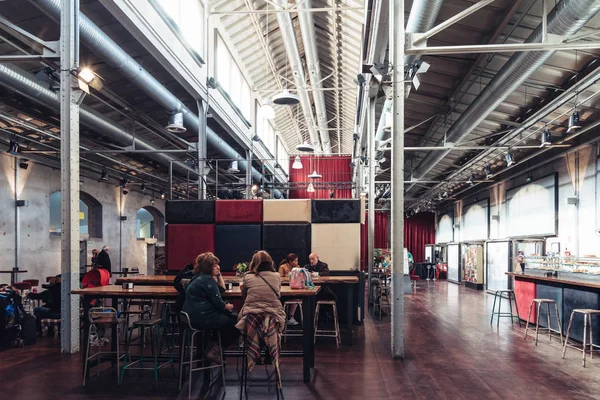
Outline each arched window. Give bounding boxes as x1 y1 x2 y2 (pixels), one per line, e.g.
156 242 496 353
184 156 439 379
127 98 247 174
136 206 165 241
49 191 103 238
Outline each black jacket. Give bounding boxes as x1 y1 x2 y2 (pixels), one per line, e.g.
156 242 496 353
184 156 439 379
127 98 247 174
29 282 61 313
96 250 112 276
174 263 195 312
304 260 330 276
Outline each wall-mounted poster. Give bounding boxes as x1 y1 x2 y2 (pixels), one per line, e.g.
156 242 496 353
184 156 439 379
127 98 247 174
486 241 511 292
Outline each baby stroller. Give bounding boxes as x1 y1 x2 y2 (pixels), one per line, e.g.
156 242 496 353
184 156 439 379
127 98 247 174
81 269 111 346
0 287 26 347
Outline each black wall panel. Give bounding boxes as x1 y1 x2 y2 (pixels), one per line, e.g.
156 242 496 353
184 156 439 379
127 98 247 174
263 224 311 266
166 200 215 224
311 200 360 223
215 224 262 271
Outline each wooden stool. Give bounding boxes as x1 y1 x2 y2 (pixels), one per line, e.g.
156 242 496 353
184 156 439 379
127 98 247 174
314 300 340 348
524 298 563 345
283 300 303 342
490 290 521 327
562 309 600 367
83 307 124 386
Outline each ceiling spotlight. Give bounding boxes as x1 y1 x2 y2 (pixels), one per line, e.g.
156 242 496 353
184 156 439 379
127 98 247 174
140 183 146 192
19 160 29 170
307 182 315 193
308 170 322 179
272 89 300 105
119 177 129 188
78 67 96 84
354 73 366 86
160 189 166 200
252 134 261 142
227 160 240 173
296 142 315 152
438 193 443 201
122 188 129 195
292 156 303 169
7 140 19 156
467 175 474 185
166 112 187 134
505 152 515 167
567 110 581 133
540 128 552 148
353 133 360 141
260 98 275 120
150 198 155 206
484 165 493 179
349 162 356 168
526 174 532 183
442 190 448 198
101 170 108 181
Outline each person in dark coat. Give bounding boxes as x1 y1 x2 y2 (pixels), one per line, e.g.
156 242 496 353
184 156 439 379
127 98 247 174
183 252 238 363
173 261 225 313
28 275 61 336
96 245 112 276
304 253 336 301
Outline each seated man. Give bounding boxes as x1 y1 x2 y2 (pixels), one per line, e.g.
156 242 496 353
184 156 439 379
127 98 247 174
304 253 336 301
28 275 61 337
305 253 330 276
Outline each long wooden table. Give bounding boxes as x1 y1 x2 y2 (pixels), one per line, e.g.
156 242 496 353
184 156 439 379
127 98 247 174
116 274 359 345
506 271 600 289
72 285 320 383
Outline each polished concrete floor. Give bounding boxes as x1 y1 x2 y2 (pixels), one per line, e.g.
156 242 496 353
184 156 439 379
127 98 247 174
2 281 600 399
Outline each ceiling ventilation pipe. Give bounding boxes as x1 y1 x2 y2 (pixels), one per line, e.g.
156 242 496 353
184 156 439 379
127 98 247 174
29 0 281 198
296 0 331 153
409 0 600 186
0 62 201 180
273 0 321 153
373 0 443 158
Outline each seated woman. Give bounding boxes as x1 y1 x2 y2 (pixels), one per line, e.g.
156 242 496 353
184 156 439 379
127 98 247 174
183 252 238 363
278 253 300 325
236 251 286 383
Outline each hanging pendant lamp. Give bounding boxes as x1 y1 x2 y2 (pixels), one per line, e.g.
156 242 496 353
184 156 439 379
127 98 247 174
307 182 315 193
292 156 303 169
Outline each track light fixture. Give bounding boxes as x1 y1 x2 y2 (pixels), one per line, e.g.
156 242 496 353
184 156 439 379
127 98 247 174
467 175 474 186
140 183 146 192
78 67 96 84
442 190 448 198
540 128 552 148
353 133 360 141
150 198 155 206
252 134 261 142
484 165 493 179
567 110 581 133
505 152 515 167
160 189 166 200
7 140 19 156
100 170 108 181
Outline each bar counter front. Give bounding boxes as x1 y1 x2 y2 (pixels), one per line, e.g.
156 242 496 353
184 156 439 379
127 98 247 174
507 270 600 344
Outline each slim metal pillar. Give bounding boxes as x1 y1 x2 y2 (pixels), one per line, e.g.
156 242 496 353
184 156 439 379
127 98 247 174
390 0 405 359
197 99 207 199
60 0 81 353
367 96 376 309
14 158 20 284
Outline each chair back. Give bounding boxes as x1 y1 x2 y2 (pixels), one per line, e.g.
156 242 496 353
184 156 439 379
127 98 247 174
13 282 31 291
89 307 118 324
23 279 39 287
179 311 193 330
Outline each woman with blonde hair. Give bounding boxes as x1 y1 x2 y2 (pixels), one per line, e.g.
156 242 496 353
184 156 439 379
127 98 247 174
183 252 238 363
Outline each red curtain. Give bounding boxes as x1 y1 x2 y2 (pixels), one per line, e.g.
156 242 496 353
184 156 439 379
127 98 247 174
360 211 435 269
360 211 389 270
405 212 435 263
288 155 352 199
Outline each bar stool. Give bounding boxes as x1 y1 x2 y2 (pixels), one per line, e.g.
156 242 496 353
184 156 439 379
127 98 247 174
490 290 521 327
374 285 391 319
562 309 600 367
283 300 303 342
178 312 225 399
83 307 124 386
158 300 179 357
314 300 340 348
524 298 563 345
41 318 61 337
120 317 172 388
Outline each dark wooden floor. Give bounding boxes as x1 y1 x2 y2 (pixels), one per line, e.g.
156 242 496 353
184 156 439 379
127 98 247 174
3 281 600 399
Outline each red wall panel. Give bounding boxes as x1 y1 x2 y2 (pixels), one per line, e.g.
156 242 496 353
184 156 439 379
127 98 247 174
514 279 537 323
215 200 263 223
166 224 215 271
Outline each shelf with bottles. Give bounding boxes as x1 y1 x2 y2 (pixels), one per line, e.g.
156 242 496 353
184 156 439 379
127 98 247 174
522 254 600 275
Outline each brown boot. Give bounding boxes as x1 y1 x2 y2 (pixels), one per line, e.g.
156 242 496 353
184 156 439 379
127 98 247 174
205 343 222 364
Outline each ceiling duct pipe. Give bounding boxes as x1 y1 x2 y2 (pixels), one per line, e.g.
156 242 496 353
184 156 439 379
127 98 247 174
410 0 600 184
273 0 321 153
0 62 201 180
374 0 443 159
29 0 281 198
296 0 331 153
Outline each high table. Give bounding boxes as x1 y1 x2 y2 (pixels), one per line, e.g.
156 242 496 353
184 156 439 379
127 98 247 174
116 275 359 345
72 285 320 383
507 271 600 344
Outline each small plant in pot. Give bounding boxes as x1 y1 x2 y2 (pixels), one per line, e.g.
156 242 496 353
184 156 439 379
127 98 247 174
234 262 249 278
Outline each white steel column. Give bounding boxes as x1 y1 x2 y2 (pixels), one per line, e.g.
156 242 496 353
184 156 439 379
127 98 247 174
60 0 81 353
14 158 20 283
390 0 405 359
367 96 376 307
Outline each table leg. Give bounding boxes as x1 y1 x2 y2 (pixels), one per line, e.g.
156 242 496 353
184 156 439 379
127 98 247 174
346 284 354 346
82 295 91 374
111 297 118 364
302 296 315 383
